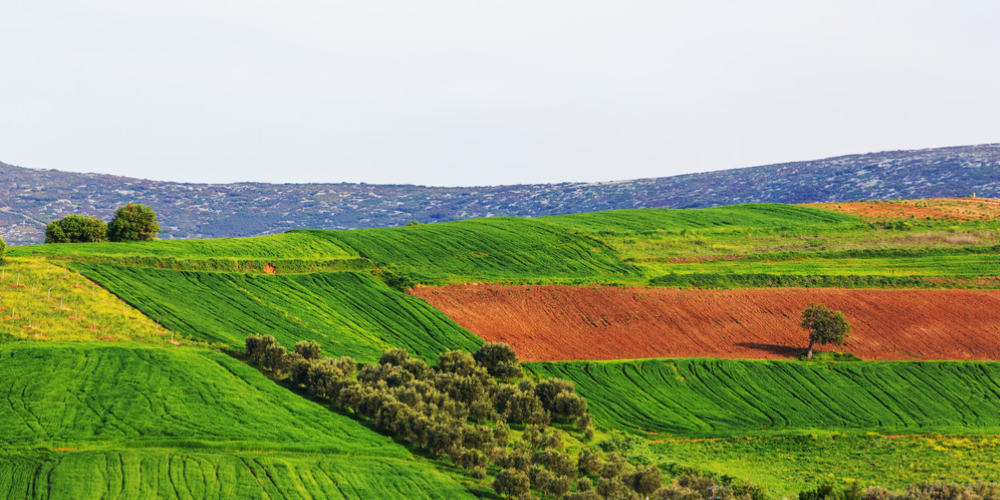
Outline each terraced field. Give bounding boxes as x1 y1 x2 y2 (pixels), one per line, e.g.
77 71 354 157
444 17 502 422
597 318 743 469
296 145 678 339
311 218 640 283
541 203 862 233
69 264 482 361
0 342 402 452
0 342 476 499
0 451 473 500
414 284 1000 361
530 358 1000 436
9 231 358 261
9 232 366 274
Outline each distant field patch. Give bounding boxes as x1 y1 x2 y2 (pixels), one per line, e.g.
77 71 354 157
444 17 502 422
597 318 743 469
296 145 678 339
309 218 640 283
541 203 862 233
413 284 1000 361
9 232 367 273
10 231 358 260
529 358 1000 436
808 198 1000 221
71 264 482 362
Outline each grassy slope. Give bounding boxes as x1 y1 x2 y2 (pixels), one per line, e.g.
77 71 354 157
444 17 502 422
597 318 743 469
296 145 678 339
0 342 399 453
529 358 1000 436
0 342 476 500
69 263 483 362
0 258 167 343
541 203 862 233
0 451 474 500
9 232 358 260
308 217 641 283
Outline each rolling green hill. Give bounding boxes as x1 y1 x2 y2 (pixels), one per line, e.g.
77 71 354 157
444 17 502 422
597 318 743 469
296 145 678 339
0 342 476 499
0 451 474 500
309 217 641 283
541 203 862 233
9 232 366 273
0 342 401 452
11 231 357 260
67 264 483 362
530 358 1000 436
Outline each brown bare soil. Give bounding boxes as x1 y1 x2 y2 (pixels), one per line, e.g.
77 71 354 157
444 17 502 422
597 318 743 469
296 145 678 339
264 263 277 274
808 197 1000 221
412 285 1000 361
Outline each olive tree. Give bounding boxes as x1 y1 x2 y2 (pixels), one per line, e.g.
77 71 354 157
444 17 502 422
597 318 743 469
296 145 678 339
492 468 530 499
800 303 852 359
107 203 161 242
45 215 108 243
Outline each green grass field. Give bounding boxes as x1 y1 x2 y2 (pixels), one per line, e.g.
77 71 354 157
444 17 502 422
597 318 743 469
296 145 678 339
650 433 1000 498
0 342 404 453
9 232 358 261
0 450 476 500
644 252 1000 280
9 233 368 274
0 342 476 499
67 263 483 362
542 205 1000 280
541 204 863 233
309 217 641 283
529 358 1000 436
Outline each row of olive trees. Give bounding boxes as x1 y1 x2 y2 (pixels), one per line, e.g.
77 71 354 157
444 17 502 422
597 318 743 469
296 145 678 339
244 336 695 499
44 204 161 243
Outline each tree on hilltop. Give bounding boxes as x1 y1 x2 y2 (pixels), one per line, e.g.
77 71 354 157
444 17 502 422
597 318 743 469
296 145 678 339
800 303 851 359
45 214 108 243
107 203 161 242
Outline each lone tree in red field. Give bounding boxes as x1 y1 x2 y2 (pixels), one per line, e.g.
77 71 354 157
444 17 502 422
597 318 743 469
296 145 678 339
800 303 851 359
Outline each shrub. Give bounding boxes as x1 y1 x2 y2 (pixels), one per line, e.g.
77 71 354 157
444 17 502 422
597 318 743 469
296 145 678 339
107 203 161 242
624 465 662 496
262 343 287 373
535 378 576 409
474 342 523 380
578 448 603 475
493 468 530 499
45 214 108 243
294 340 322 360
0 236 5 262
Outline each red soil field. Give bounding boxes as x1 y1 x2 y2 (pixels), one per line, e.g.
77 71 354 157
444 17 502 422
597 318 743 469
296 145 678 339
412 285 1000 362
807 197 1000 221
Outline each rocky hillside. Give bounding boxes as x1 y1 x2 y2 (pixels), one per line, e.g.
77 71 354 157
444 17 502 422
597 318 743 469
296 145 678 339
2 143 998 245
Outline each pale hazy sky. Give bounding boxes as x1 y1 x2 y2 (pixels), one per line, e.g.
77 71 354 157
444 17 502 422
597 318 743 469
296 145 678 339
2 1 998 186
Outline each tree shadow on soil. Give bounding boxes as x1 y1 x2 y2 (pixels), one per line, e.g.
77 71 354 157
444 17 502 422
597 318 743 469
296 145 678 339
734 342 803 357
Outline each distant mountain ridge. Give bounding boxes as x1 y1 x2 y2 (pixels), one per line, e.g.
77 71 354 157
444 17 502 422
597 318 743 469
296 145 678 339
2 143 999 246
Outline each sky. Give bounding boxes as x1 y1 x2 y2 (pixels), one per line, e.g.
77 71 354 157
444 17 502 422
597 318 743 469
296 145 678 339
2 1 998 187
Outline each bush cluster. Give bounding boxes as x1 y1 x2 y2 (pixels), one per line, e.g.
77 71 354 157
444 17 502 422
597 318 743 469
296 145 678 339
245 336 692 499
44 204 160 244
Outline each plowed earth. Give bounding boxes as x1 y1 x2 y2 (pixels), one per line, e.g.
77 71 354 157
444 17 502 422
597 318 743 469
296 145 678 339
807 198 1000 221
412 285 1000 361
